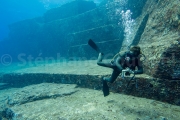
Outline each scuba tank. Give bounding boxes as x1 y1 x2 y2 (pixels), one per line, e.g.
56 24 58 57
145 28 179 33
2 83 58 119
111 45 146 63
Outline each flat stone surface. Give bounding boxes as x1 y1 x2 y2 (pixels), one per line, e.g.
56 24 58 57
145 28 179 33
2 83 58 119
0 83 8 86
0 60 151 79
0 60 111 75
2 83 78 106
0 83 180 120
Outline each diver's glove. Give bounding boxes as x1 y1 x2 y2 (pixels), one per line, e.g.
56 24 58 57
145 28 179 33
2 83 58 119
125 69 134 76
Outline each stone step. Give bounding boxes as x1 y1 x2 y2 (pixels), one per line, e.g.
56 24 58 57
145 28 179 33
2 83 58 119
0 60 180 105
66 24 124 45
0 83 10 90
1 72 180 106
43 0 96 23
8 5 114 40
68 39 123 59
66 24 124 58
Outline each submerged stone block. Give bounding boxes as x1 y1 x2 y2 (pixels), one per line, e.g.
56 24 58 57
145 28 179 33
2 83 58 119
67 24 123 45
68 39 123 59
43 0 97 22
1 72 180 105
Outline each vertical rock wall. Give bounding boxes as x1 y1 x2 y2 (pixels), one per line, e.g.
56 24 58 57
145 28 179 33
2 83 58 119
119 0 180 80
135 0 180 79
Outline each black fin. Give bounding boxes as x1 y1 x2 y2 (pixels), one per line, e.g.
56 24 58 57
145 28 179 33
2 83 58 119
103 80 109 97
88 39 101 53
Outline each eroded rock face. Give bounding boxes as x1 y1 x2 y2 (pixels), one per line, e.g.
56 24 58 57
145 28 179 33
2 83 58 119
136 0 180 79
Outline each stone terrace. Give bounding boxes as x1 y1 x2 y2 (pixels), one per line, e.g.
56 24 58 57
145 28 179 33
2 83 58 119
0 60 180 106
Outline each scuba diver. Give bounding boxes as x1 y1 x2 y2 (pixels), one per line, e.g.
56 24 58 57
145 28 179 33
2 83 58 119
88 39 144 96
97 45 144 96
97 45 143 84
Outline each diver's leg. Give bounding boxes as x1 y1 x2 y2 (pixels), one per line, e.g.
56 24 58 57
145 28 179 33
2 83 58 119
103 68 121 83
97 53 113 68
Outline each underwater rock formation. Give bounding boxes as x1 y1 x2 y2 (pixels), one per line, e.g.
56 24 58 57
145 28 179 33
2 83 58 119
135 0 180 79
0 0 179 84
0 0 147 60
0 0 98 59
43 0 97 23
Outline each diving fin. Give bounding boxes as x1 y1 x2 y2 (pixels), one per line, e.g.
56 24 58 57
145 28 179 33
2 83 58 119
103 80 109 97
88 39 108 96
88 39 101 53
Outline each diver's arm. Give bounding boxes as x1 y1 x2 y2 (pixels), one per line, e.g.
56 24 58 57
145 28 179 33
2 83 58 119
134 66 143 74
134 59 143 74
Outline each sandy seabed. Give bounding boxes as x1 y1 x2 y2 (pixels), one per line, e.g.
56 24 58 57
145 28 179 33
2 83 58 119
0 83 180 120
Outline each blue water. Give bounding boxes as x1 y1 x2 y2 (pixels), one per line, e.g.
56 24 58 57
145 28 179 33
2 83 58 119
0 0 44 41
0 0 103 41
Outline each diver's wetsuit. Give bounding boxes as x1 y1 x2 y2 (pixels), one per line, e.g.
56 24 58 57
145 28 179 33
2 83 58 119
97 52 143 83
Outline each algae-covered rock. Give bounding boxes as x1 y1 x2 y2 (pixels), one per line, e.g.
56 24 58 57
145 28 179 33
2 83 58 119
135 0 180 79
